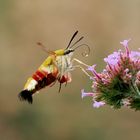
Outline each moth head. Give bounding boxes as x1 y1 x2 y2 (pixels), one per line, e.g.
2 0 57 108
65 31 90 57
64 49 74 55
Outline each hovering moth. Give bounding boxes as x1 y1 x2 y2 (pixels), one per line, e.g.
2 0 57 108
18 31 90 104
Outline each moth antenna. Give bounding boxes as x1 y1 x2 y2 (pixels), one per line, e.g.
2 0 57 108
74 44 90 57
69 36 84 49
37 42 55 55
37 42 48 52
66 30 78 50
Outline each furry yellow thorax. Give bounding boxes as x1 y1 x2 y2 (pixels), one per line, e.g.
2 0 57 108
54 49 65 56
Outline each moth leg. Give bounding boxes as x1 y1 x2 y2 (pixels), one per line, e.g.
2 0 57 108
65 81 67 87
49 80 57 87
72 65 91 78
59 83 62 92
71 58 91 77
72 58 90 67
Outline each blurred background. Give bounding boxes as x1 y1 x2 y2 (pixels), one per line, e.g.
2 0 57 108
0 0 140 140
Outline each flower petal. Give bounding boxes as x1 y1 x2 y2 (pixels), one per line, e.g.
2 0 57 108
93 101 105 108
87 65 102 80
120 39 131 57
120 39 131 48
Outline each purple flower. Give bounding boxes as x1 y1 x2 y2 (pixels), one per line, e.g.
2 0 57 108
87 65 102 80
93 101 105 108
81 89 94 99
120 39 131 56
82 39 140 110
120 39 131 47
104 51 120 66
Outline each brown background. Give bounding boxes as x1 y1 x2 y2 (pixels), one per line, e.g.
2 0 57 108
0 0 140 140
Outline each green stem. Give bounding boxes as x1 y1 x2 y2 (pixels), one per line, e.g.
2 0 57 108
131 79 140 96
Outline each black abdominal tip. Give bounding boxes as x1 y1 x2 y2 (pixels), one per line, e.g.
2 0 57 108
18 90 33 104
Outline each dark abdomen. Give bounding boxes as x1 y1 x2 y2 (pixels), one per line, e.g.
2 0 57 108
32 73 57 93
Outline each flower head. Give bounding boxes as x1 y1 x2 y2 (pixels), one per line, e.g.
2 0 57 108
82 39 140 110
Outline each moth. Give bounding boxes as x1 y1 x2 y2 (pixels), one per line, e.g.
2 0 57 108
18 31 90 104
